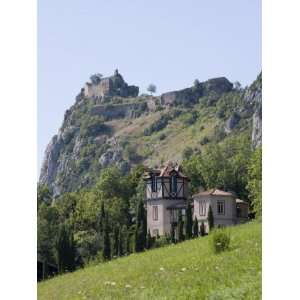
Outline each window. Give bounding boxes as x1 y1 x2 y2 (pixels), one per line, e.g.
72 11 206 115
217 200 225 215
170 175 177 196
170 209 178 223
199 200 206 216
151 175 157 192
153 206 158 221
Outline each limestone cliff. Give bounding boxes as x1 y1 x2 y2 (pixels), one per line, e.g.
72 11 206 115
39 71 262 196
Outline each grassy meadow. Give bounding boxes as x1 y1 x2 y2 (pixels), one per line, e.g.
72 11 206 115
38 221 261 300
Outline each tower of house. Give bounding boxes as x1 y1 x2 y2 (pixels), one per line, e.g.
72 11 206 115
143 162 190 237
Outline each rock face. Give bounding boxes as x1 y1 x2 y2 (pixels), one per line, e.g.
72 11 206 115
225 112 241 133
39 71 261 197
91 102 148 119
244 73 262 148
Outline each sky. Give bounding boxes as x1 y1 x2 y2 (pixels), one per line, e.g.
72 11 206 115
38 0 261 172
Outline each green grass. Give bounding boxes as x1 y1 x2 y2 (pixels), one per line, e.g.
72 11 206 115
38 221 261 300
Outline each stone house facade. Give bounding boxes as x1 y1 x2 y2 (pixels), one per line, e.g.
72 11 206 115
193 189 249 233
144 165 249 237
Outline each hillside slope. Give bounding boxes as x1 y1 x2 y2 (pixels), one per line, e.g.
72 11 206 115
38 221 261 300
39 71 261 196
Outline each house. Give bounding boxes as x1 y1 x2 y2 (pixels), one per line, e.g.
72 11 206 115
144 163 249 237
193 189 249 233
143 163 189 237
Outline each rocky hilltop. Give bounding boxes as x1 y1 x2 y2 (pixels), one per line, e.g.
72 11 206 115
40 71 262 196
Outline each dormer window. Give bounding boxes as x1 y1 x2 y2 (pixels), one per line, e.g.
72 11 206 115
170 175 177 196
151 175 157 192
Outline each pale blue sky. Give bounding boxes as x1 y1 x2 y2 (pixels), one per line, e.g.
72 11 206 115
38 0 261 172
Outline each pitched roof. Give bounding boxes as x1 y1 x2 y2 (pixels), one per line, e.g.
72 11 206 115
192 189 235 198
143 163 189 179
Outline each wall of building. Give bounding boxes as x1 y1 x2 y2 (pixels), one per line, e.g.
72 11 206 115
193 195 237 232
147 199 185 236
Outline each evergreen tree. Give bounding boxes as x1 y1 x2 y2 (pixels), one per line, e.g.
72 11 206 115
125 230 131 255
118 226 124 256
135 199 147 252
102 216 111 261
185 202 193 239
178 210 185 242
170 224 176 243
97 202 105 234
200 221 205 236
146 229 152 249
112 225 120 257
208 205 214 232
193 217 199 238
55 223 76 274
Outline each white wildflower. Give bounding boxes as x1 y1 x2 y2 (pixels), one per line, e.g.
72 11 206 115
181 268 187 272
159 267 165 271
125 284 132 288
111 282 116 286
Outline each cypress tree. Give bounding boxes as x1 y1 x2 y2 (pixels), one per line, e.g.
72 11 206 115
112 225 120 257
135 199 147 252
55 223 76 274
97 202 106 234
118 226 124 257
125 229 131 255
170 223 176 243
146 229 152 249
185 202 193 239
178 210 184 242
200 221 206 236
102 216 111 261
193 217 199 238
208 205 214 232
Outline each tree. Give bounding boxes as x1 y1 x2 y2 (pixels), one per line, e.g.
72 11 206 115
112 225 120 257
37 184 52 209
208 205 214 232
233 81 242 90
146 229 152 249
135 199 147 252
38 203 60 275
147 84 157 95
55 223 76 273
97 202 106 234
194 79 200 87
193 217 199 238
247 147 262 218
178 210 184 242
185 202 193 239
200 222 205 236
118 227 125 256
170 224 176 243
102 216 111 261
90 73 103 84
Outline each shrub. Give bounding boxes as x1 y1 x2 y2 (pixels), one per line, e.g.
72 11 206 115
159 133 166 140
211 229 230 253
153 235 170 248
182 147 193 160
200 136 210 145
